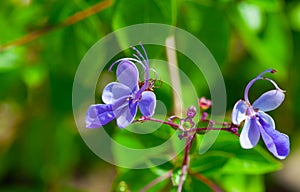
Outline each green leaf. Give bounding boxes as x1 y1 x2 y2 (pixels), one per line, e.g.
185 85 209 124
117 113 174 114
217 174 264 192
288 2 300 31
228 2 291 79
209 132 282 175
113 123 185 168
22 64 47 88
112 0 175 30
111 0 176 53
245 0 281 11
171 167 183 186
183 174 212 192
0 48 23 72
112 169 171 192
178 1 231 66
189 151 231 176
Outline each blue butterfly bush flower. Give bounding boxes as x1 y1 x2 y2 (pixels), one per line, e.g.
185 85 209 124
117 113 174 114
86 44 156 129
232 69 290 159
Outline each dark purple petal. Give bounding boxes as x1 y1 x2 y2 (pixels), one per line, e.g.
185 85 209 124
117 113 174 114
102 82 131 104
252 90 285 112
116 101 138 128
139 91 156 117
259 116 290 159
86 104 115 128
231 100 247 125
257 111 275 129
240 117 261 149
116 60 139 92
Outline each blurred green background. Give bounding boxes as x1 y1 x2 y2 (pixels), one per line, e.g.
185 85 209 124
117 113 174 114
1 0 300 191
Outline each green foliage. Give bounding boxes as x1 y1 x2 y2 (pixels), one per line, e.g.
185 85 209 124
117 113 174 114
112 132 281 191
112 0 176 29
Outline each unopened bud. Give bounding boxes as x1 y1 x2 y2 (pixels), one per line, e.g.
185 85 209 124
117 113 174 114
198 97 212 110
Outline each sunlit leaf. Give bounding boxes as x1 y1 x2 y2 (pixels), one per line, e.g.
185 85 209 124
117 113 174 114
0 48 23 71
189 151 231 175
209 132 282 175
217 174 264 192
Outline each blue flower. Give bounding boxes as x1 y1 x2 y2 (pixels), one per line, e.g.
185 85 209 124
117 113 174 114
232 69 290 159
86 44 156 129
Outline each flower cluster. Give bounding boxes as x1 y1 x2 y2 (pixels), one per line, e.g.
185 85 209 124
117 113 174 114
85 44 290 160
86 43 156 128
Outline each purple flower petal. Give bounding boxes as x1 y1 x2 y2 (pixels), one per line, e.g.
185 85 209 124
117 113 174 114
117 60 139 92
240 117 261 149
102 82 131 104
139 91 156 117
252 90 285 112
232 100 247 125
116 101 138 128
257 111 275 129
259 116 290 159
86 104 115 128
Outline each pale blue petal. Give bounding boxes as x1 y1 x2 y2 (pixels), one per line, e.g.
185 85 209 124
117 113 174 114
139 91 156 117
102 82 131 104
116 101 138 128
86 104 115 128
117 61 139 92
259 117 290 159
232 100 247 125
252 90 285 112
240 117 261 149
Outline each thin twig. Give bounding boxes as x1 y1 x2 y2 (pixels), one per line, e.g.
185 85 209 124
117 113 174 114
189 170 223 192
138 116 180 128
190 127 240 137
0 0 113 52
139 170 173 192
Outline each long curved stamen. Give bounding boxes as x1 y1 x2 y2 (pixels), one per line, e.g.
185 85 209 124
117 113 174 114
150 68 159 80
132 54 146 70
244 69 276 104
131 44 150 84
264 78 286 92
137 43 150 92
131 46 147 65
139 42 150 66
109 43 151 97
109 58 145 71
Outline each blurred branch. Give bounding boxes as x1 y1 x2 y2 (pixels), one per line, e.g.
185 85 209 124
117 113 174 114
0 0 113 52
189 170 222 192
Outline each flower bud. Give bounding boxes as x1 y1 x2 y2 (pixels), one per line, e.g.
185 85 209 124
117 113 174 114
187 106 197 118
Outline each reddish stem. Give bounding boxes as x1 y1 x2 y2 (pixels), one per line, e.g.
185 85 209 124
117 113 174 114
140 117 240 136
177 133 196 192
